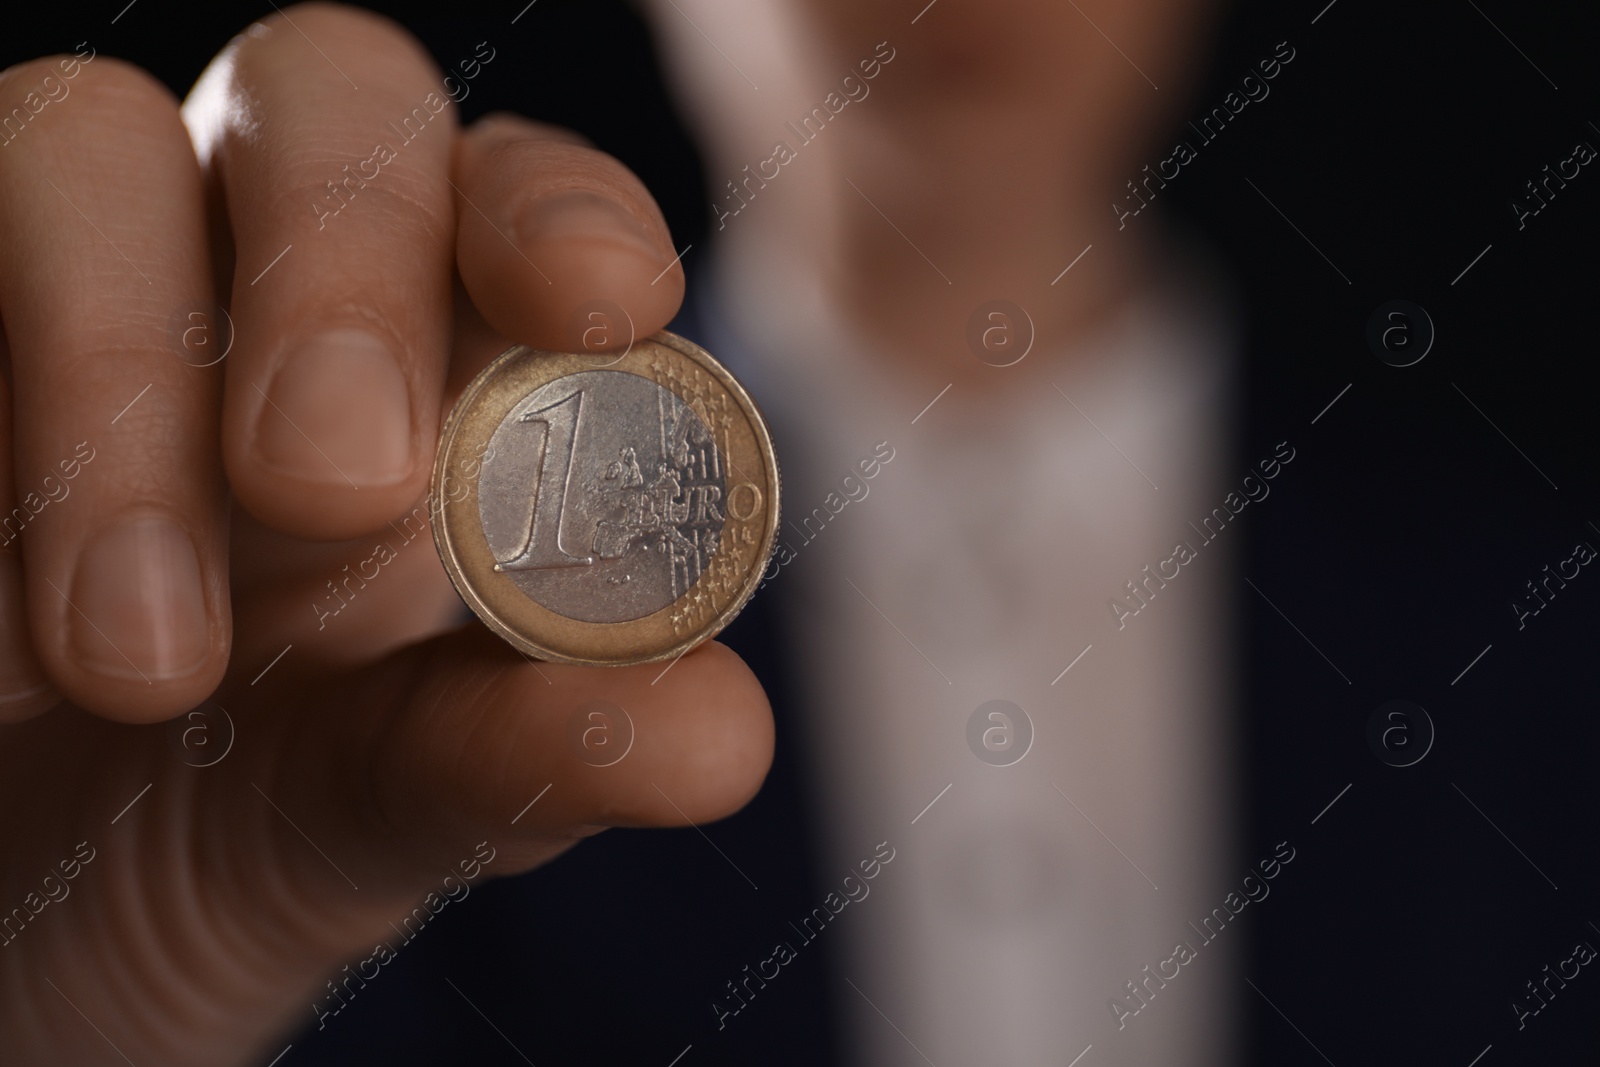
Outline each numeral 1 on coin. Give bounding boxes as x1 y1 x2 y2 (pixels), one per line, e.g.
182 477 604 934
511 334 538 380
495 390 595 571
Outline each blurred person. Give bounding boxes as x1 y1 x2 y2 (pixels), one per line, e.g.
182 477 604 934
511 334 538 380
652 2 1240 1063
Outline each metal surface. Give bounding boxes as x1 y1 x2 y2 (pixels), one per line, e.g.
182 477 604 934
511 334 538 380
432 331 779 666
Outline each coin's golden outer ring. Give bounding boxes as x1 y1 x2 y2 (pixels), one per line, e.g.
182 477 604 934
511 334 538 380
430 330 780 666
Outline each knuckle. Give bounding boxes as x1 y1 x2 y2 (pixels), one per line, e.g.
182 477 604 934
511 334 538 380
0 54 83 103
54 54 176 113
3 54 173 120
486 138 651 208
235 2 442 86
0 54 180 159
271 162 454 249
53 308 178 365
0 56 66 100
473 112 593 150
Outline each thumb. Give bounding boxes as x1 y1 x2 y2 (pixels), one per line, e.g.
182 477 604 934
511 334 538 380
349 625 773 872
231 625 773 1051
21 624 771 1066
250 623 774 902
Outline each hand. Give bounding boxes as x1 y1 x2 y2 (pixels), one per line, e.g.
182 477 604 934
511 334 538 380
0 6 772 1063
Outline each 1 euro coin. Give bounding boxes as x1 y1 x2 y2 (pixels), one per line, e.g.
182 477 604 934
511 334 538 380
431 330 780 666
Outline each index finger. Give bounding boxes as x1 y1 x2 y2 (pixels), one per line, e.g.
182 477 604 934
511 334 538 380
185 4 457 541
453 113 687 353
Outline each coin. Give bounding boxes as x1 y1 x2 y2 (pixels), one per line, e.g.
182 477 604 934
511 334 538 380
431 331 780 666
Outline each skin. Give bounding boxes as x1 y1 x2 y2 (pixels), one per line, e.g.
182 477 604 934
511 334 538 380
0 7 766 1063
0 1 1211 1061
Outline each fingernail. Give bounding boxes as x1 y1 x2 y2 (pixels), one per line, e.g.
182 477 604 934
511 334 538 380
517 191 661 260
255 328 413 488
71 517 211 682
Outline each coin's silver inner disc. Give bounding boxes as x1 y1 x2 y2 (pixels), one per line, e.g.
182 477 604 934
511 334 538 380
477 369 727 623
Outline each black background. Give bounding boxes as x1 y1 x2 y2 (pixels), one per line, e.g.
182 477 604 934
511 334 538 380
5 1 1600 1063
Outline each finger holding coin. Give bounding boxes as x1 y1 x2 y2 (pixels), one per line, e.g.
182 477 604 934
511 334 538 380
362 627 775 849
452 113 685 355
